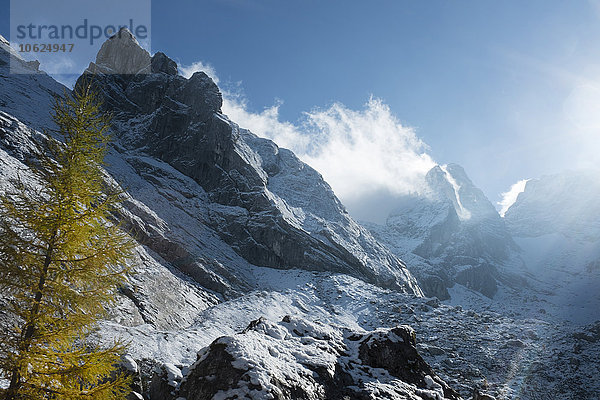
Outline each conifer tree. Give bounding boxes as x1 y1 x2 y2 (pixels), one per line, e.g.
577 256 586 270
0 84 133 399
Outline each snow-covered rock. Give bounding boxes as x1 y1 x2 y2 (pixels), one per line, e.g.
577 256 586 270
0 35 67 131
177 316 460 400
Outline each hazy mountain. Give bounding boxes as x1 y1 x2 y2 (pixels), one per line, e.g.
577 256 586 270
503 171 600 325
505 170 600 241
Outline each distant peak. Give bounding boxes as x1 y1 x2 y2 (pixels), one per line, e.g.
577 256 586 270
424 163 499 222
498 179 528 217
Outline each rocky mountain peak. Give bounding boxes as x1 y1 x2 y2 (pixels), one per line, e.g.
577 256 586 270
368 162 518 300
425 165 462 214
151 52 178 75
89 27 151 75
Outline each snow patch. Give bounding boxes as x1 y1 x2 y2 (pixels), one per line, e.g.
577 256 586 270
440 164 471 220
498 179 528 217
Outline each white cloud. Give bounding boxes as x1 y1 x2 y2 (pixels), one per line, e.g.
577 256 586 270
180 60 436 221
301 98 435 202
225 95 435 206
223 96 311 152
498 179 529 217
179 60 220 83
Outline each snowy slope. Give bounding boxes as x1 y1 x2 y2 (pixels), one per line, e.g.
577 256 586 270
505 170 600 240
0 35 67 131
97 265 599 399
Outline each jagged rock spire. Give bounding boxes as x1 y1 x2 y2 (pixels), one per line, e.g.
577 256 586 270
88 27 151 75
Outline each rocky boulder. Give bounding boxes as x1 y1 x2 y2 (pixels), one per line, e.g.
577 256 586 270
91 28 151 75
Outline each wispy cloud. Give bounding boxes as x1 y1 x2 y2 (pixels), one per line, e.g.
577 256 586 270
225 95 435 200
498 179 529 217
304 99 434 201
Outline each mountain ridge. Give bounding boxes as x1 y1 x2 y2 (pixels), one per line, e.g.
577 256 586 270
74 28 422 295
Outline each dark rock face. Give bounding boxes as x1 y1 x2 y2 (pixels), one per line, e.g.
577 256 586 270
176 317 460 400
472 389 496 400
147 365 180 400
75 29 421 295
356 327 460 400
454 264 498 298
177 342 245 400
419 275 451 300
151 52 178 75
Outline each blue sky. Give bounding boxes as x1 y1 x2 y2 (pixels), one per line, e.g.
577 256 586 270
2 1 599 222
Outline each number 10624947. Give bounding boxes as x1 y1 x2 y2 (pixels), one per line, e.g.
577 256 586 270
18 43 74 52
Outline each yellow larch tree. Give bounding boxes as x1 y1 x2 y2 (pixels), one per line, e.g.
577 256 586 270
0 84 133 399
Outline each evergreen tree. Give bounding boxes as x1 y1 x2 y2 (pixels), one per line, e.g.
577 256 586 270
0 84 133 399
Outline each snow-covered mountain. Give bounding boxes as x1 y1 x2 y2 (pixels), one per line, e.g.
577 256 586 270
1 30 460 400
1 29 599 399
0 35 66 131
366 164 520 300
361 160 600 398
365 157 600 326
